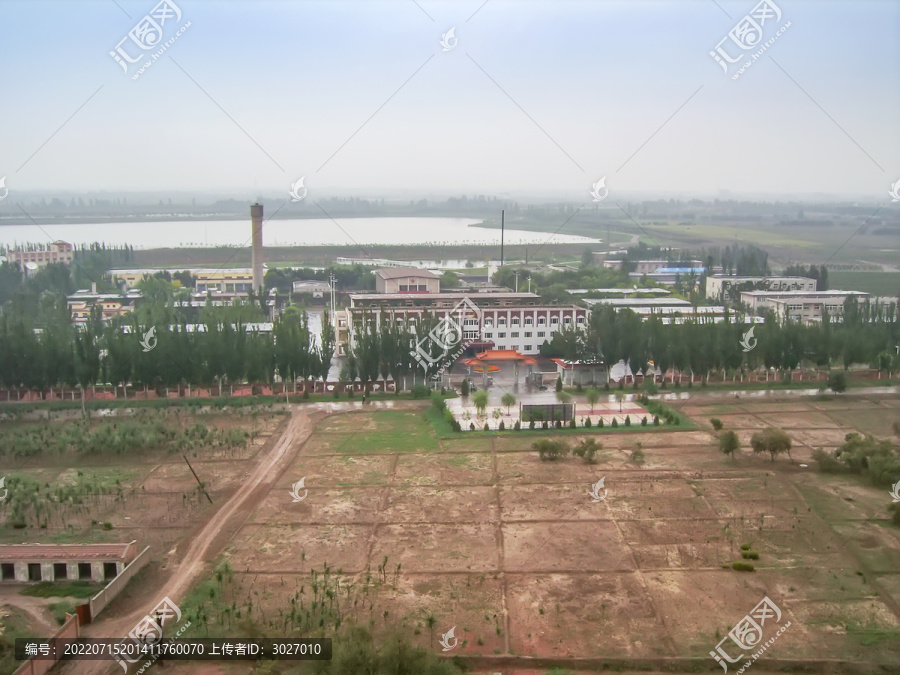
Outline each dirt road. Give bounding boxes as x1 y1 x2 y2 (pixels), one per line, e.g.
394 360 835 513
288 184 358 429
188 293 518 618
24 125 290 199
66 402 333 674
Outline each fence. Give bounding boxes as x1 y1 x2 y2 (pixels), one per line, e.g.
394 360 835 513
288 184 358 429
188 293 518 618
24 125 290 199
0 380 397 403
88 545 151 621
12 613 79 675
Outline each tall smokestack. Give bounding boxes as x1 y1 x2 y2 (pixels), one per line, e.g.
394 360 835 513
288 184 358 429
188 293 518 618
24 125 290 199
251 203 264 292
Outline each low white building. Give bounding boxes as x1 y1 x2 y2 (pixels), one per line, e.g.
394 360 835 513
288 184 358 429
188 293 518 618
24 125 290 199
738 290 896 324
706 275 817 301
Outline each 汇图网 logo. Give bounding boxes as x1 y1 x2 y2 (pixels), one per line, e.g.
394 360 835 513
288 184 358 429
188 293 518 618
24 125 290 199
410 297 481 374
440 27 457 51
709 0 789 80
589 177 608 202
289 177 307 202
710 596 790 673
140 326 158 352
290 477 308 503
438 626 458 651
589 477 608 502
739 325 757 352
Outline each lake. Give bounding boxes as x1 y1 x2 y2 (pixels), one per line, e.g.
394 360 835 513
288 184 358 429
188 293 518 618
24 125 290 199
0 217 599 249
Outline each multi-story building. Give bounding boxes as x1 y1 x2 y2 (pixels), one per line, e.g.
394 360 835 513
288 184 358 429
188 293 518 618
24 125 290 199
706 275 817 301
107 268 256 293
738 290 894 324
67 287 141 324
374 267 440 294
339 291 588 356
6 241 74 269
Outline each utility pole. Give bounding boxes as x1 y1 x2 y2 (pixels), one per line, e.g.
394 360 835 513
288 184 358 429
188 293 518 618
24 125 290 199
183 455 213 504
527 276 532 293
515 270 519 292
500 210 504 266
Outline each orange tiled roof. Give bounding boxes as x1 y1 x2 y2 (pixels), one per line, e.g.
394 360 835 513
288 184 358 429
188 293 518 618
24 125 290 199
465 349 538 365
0 542 135 562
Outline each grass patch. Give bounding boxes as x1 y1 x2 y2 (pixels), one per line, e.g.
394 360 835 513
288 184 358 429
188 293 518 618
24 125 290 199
0 605 39 673
326 410 439 454
20 581 101 599
48 601 77 625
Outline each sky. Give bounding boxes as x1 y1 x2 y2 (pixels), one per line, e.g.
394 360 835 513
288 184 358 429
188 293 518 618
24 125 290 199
0 0 899 201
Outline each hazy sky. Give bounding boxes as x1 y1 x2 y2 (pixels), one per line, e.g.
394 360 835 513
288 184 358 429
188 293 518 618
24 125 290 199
1 0 898 200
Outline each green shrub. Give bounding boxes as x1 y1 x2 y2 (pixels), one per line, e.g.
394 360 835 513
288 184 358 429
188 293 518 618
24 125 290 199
641 416 647 426
598 418 604 428
732 561 755 572
514 421 521 431
410 384 430 399
653 415 660 426
740 543 751 551
584 418 592 428
630 448 645 465
483 423 490 432
102 522 113 530
742 551 760 560
611 419 618 428
498 421 505 431
533 439 570 461
555 420 562 429
469 423 475 431
573 439 601 464
624 416 631 427
529 420 535 430
710 418 723 431
569 418 576 428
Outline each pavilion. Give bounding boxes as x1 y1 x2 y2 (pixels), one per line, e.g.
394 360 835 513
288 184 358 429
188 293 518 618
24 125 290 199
463 349 538 388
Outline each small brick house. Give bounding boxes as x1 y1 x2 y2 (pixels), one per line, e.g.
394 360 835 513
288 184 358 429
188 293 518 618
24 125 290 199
0 541 138 584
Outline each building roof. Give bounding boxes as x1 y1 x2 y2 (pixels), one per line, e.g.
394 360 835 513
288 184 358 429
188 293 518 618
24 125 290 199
654 267 706 274
552 358 606 368
465 349 538 365
351 292 539 301
741 290 868 298
708 275 815 282
374 267 440 280
569 288 671 295
0 542 136 562
590 297 692 307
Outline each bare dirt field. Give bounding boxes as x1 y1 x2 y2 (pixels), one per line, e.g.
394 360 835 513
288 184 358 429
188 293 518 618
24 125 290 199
5 393 900 675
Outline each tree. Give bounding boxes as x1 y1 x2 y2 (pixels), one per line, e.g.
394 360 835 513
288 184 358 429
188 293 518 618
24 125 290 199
460 378 470 398
719 430 739 462
501 392 516 414
473 390 488 418
556 390 572 404
555 375 563 392
614 391 625 413
573 438 601 463
750 427 793 463
827 370 848 394
586 387 600 412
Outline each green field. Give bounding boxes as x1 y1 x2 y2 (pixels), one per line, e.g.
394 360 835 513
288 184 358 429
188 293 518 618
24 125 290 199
828 271 900 296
